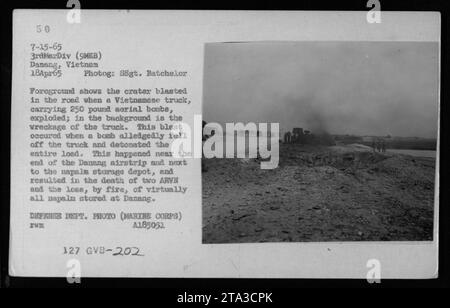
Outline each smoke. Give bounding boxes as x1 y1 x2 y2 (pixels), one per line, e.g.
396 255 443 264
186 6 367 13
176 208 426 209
203 42 439 138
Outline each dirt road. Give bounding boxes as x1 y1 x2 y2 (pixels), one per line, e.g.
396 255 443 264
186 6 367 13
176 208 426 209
202 144 435 243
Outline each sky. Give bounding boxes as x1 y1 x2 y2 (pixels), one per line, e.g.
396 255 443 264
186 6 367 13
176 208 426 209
203 41 439 138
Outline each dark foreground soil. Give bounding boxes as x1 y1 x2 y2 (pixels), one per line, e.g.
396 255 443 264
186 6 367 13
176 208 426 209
202 144 436 243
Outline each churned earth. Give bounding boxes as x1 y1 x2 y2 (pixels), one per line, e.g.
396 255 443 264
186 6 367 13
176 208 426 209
202 143 436 243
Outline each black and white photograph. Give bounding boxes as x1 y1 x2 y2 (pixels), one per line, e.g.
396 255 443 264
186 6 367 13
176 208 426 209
202 41 439 243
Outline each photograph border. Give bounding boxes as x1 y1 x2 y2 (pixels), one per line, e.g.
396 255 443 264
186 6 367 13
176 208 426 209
1 0 448 289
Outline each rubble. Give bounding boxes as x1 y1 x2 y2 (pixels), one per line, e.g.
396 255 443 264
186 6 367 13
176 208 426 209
202 143 435 243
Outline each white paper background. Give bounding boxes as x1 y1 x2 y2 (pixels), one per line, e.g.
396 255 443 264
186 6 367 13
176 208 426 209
10 10 440 278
